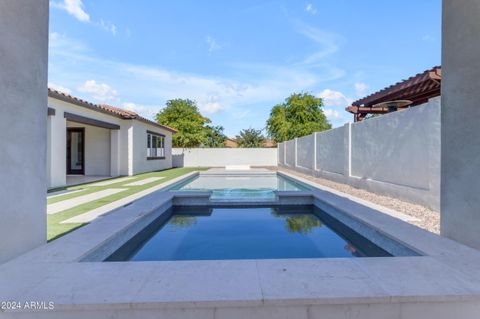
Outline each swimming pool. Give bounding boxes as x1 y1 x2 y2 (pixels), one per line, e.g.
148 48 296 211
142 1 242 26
106 205 392 261
167 172 309 201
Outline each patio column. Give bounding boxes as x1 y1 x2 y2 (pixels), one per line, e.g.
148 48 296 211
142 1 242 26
48 111 67 187
0 0 49 263
110 129 121 177
441 0 480 249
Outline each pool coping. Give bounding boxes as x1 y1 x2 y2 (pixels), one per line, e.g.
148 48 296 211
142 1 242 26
2 171 480 313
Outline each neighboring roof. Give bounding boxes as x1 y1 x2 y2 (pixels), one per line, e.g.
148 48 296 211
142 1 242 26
224 138 276 148
48 88 177 133
352 66 441 107
263 139 276 148
224 138 238 148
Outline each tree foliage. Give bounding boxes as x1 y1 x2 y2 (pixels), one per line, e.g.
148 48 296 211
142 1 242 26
203 125 227 148
235 128 265 148
266 92 331 143
156 99 211 148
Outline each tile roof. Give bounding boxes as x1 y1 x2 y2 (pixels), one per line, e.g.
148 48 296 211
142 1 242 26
352 66 441 107
48 88 177 133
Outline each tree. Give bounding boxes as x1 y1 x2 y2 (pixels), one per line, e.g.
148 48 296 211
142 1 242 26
203 125 226 148
235 128 265 148
266 92 331 143
156 99 211 147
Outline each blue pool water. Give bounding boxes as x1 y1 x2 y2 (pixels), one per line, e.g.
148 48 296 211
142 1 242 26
168 174 309 201
107 206 391 261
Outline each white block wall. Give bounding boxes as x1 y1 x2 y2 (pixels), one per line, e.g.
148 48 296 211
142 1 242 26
172 148 278 167
278 97 441 210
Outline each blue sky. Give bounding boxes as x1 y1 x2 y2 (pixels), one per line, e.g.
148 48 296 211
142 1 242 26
49 0 441 137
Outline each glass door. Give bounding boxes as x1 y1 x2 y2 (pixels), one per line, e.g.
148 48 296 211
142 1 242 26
66 128 85 175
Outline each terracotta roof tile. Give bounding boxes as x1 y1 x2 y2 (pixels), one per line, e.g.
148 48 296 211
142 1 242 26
48 88 177 133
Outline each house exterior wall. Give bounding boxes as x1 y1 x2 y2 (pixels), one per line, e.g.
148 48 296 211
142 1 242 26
0 0 48 263
66 122 111 176
279 97 441 210
47 98 126 188
131 121 173 175
47 97 173 187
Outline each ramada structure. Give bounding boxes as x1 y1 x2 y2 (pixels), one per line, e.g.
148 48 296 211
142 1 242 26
346 66 442 122
47 89 176 188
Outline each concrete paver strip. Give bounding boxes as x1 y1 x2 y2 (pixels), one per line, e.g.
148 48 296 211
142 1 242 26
124 177 164 186
89 177 135 186
47 189 128 215
47 189 84 199
61 172 197 224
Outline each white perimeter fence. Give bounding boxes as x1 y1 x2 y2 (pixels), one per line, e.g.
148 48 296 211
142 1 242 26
172 148 278 168
278 97 441 210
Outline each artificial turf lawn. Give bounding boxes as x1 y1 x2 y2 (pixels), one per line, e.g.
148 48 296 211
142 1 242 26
47 167 206 241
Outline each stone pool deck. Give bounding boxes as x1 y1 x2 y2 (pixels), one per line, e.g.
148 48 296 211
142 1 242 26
1 169 480 318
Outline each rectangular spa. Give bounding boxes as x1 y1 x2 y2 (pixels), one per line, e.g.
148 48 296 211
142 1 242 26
167 172 310 201
106 205 393 261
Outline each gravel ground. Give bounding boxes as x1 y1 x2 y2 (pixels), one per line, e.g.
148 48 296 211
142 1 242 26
270 166 440 234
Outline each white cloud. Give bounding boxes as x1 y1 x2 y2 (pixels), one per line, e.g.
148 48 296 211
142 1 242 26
305 3 317 15
98 20 117 35
49 29 346 135
78 80 118 101
198 94 224 114
354 82 369 98
202 101 223 113
51 0 90 22
319 89 353 107
48 82 71 94
318 89 353 127
324 108 341 119
51 1 119 36
206 36 221 53
122 102 158 120
294 22 344 65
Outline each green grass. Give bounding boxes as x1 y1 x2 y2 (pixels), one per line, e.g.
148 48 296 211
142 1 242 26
47 167 206 241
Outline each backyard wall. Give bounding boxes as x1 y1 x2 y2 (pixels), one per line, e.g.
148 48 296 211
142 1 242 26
278 97 441 210
172 148 278 167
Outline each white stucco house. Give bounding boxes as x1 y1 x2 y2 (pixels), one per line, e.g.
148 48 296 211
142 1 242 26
47 88 176 188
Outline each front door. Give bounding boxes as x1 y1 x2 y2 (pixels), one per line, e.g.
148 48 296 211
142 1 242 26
66 128 85 175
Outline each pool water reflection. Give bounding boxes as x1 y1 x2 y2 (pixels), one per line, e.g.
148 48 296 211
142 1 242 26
107 206 391 261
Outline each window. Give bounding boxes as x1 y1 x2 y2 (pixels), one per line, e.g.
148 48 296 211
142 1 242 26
147 132 165 159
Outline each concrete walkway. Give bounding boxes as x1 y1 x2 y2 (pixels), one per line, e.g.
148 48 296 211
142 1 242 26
124 177 164 186
89 177 135 186
47 189 127 214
